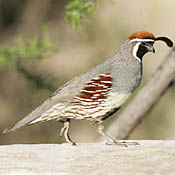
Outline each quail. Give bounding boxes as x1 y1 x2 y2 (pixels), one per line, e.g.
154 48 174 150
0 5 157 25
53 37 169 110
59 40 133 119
3 32 173 146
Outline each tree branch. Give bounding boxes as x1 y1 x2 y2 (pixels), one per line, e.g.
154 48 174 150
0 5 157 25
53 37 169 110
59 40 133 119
106 47 175 140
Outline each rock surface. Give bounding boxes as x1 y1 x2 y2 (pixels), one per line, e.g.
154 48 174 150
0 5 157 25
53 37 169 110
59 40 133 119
0 141 175 175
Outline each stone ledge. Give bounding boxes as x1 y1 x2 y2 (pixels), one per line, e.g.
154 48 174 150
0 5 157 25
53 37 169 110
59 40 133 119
0 140 175 175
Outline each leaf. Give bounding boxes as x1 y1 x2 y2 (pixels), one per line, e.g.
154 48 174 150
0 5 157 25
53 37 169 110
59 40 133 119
64 0 96 28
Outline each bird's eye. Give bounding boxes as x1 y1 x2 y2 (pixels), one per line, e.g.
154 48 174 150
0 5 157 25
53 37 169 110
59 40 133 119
142 42 146 46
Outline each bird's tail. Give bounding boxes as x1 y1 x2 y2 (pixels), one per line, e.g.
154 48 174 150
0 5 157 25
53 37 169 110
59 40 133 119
3 125 20 134
3 115 36 134
3 99 57 134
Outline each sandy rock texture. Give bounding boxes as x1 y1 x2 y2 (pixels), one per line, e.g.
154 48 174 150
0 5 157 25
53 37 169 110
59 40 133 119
0 141 175 175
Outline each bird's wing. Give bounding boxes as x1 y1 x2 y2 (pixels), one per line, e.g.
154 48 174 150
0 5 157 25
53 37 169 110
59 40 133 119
3 78 82 133
3 61 113 133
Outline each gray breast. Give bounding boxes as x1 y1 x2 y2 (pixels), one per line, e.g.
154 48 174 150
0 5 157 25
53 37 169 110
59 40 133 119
111 61 142 93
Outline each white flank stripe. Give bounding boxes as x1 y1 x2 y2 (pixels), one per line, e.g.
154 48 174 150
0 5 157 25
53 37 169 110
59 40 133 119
101 89 108 92
100 74 111 77
85 84 96 87
88 80 93 83
68 109 78 113
91 96 97 99
91 83 99 86
76 110 86 115
92 77 100 80
99 73 107 76
97 99 104 102
80 101 100 105
96 89 104 92
93 94 101 97
74 96 93 102
100 81 112 84
96 84 108 88
104 74 111 77
67 109 85 115
96 89 108 92
80 89 95 93
64 113 75 117
71 105 83 110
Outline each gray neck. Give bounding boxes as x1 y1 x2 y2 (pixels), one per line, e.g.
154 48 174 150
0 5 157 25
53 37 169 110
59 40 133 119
109 40 143 93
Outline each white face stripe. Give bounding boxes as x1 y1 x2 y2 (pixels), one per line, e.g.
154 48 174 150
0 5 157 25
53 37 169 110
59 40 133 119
130 38 155 62
129 38 155 43
133 42 141 62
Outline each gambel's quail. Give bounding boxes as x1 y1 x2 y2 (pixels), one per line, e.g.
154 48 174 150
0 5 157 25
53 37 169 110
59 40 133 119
3 32 173 146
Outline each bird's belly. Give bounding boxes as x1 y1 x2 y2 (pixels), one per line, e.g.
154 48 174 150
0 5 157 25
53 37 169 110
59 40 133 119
32 92 131 124
91 93 130 121
62 92 130 121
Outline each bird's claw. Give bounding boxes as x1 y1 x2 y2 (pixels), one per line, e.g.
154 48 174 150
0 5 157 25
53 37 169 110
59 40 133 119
105 140 139 147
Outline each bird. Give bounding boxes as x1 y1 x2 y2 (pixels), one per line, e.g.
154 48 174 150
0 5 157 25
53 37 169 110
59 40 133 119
3 31 173 146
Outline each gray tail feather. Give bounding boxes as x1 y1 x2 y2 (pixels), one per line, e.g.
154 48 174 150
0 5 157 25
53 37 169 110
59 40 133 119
3 126 20 134
3 118 39 134
3 117 34 134
2 99 57 134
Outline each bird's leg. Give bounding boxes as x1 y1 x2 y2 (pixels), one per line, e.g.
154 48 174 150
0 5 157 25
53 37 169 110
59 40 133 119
59 120 67 137
60 119 76 146
96 122 127 147
96 122 138 147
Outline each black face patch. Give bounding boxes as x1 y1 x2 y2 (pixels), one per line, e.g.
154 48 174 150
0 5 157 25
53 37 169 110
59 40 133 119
136 44 149 60
136 42 154 60
145 41 154 45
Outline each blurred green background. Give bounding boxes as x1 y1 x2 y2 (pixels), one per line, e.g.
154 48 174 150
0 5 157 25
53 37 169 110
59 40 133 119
0 0 175 145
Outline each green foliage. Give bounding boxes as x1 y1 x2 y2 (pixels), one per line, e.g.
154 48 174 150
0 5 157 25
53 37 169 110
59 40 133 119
0 27 58 91
0 27 57 71
64 0 96 28
0 0 112 90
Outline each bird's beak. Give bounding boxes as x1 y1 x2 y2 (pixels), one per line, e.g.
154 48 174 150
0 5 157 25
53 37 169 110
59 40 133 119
146 44 155 53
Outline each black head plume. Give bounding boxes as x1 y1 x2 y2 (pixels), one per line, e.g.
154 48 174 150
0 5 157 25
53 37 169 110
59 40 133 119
155 37 173 47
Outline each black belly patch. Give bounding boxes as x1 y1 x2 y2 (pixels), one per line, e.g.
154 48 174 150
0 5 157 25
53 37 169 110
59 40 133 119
102 107 120 121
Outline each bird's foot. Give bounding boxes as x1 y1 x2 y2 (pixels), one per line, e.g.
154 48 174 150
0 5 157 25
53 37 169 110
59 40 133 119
105 140 139 147
71 142 77 146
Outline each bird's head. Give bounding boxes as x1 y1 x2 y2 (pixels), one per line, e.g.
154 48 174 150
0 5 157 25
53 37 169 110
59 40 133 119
128 32 173 61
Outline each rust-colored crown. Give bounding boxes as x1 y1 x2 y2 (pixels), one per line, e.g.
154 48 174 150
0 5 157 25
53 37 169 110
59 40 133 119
128 32 155 40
